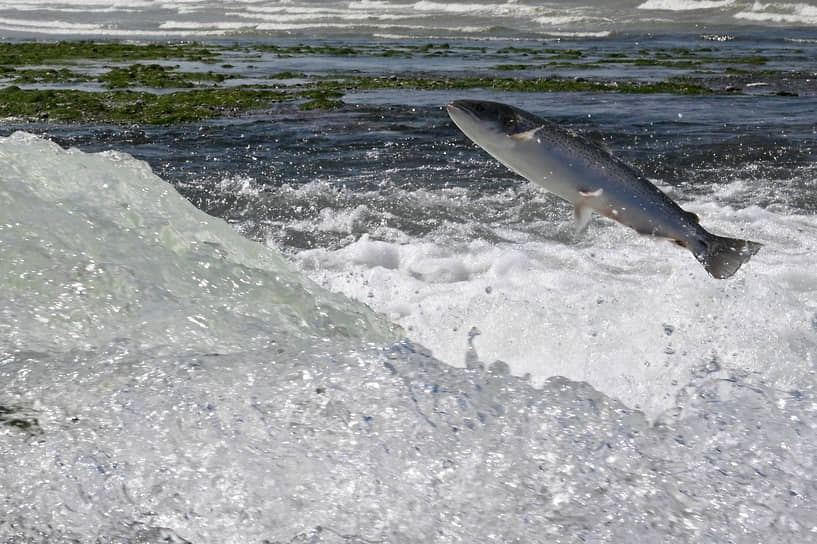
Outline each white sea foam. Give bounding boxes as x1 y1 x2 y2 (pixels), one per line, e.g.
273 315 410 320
734 1 817 24
0 16 105 31
544 30 613 37
3 132 816 543
347 0 403 9
372 29 614 39
638 0 737 10
242 5 355 14
0 22 230 36
0 0 814 37
158 20 255 30
0 5 142 13
411 0 541 16
0 0 154 7
534 13 608 26
249 21 492 32
293 181 817 417
227 10 414 22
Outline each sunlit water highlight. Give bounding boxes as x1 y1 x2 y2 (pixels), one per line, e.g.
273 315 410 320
1 5 817 539
1 125 816 542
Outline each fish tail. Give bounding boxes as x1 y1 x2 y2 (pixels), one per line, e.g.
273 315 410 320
694 233 762 279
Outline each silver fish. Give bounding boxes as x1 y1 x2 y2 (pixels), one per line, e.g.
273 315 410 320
447 99 761 279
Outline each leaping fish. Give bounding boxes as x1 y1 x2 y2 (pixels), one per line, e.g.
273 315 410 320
446 99 761 279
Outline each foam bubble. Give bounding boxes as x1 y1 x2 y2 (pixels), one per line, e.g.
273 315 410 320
2 131 816 544
158 20 255 30
411 0 540 16
0 132 398 352
0 16 105 30
638 0 736 10
293 186 817 417
3 0 813 38
534 14 609 26
734 2 817 24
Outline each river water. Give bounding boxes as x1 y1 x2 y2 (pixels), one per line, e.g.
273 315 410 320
1 1 817 543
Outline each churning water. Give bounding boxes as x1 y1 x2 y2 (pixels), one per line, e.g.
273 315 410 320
2 105 816 541
2 2 817 541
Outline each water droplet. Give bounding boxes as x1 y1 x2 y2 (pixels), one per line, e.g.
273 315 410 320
488 360 510 375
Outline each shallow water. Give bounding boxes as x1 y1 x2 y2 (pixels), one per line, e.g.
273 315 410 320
2 6 817 542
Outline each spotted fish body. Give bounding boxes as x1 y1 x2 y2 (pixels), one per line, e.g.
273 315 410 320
446 99 761 279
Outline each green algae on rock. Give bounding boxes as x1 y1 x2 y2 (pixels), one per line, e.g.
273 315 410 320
0 40 802 123
9 68 94 85
0 41 220 65
335 74 715 95
100 63 230 89
0 85 287 124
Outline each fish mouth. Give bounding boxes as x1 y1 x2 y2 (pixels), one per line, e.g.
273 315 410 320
446 100 484 128
447 100 510 144
446 100 471 118
446 100 477 118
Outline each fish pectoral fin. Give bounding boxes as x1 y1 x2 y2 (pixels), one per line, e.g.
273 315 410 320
574 203 594 235
578 188 604 198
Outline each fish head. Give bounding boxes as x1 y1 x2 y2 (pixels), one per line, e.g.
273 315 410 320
447 100 543 141
447 99 576 201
